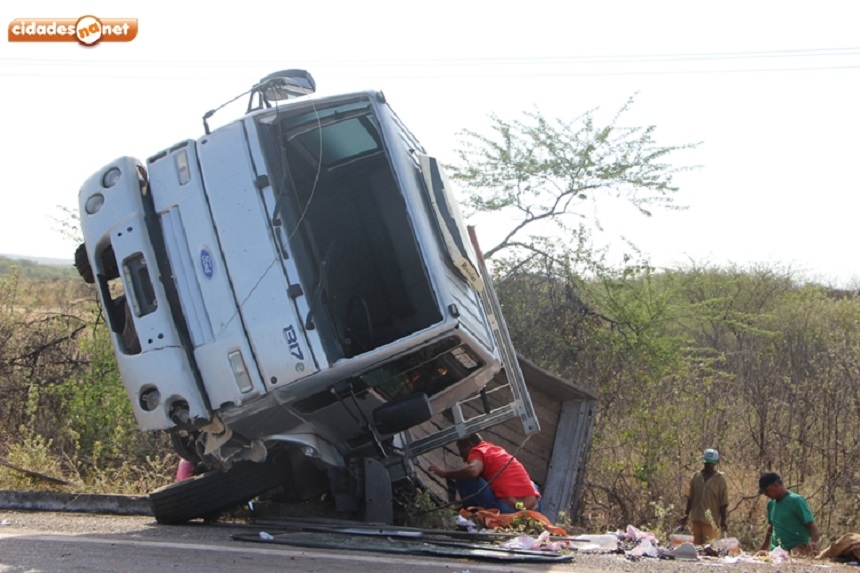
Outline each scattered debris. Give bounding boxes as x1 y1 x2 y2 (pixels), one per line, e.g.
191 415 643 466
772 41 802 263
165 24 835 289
233 529 574 563
767 546 790 564
628 538 659 558
458 507 567 535
500 530 569 552
570 533 620 552
715 536 741 555
670 531 694 547
624 524 658 544
456 515 478 533
673 541 699 561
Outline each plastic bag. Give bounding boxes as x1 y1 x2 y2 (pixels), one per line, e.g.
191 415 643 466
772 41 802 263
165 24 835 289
629 539 659 558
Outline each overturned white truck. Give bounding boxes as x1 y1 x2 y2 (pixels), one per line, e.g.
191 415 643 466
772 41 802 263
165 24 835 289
75 70 539 524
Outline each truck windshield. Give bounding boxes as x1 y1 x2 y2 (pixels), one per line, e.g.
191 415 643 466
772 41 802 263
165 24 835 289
284 101 382 168
256 97 442 363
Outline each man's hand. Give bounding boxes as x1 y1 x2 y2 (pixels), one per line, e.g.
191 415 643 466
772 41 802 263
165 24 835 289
427 464 446 478
676 514 688 526
807 521 821 554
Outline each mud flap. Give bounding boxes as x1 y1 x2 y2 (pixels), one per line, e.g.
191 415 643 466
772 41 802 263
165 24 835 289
362 458 393 525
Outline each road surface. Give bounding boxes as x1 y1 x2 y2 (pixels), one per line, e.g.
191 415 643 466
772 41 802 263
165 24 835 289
0 510 827 573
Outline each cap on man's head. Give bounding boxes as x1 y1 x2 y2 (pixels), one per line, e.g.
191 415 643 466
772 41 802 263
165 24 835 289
758 472 781 494
703 449 720 464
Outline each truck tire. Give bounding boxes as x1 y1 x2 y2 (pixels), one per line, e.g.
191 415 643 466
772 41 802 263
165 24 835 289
74 243 95 284
149 453 292 525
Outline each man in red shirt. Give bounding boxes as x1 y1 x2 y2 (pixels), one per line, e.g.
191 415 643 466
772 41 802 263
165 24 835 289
428 433 541 512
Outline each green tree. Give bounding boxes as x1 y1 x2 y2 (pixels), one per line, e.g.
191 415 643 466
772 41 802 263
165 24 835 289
447 97 697 268
448 100 700 529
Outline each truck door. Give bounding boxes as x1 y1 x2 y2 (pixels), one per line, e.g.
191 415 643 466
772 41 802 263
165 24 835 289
195 122 320 389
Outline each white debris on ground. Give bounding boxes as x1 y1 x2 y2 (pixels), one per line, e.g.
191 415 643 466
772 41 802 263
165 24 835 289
456 515 478 533
501 530 570 551
602 523 832 568
539 521 838 569
571 533 621 552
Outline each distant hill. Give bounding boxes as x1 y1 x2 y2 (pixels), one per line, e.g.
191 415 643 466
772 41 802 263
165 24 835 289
0 254 77 280
3 254 74 267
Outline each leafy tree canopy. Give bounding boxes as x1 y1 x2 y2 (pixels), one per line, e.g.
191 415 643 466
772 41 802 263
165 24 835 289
446 96 699 274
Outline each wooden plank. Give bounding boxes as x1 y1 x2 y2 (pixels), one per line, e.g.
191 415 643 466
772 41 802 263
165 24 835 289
568 399 596 520
541 400 595 522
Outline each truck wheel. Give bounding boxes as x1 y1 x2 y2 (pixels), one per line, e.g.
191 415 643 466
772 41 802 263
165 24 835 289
149 453 292 525
169 430 202 464
74 243 95 284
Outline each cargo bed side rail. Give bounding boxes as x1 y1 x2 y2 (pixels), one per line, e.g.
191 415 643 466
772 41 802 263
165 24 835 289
405 227 540 457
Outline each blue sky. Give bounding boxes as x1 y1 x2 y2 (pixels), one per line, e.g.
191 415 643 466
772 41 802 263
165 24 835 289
2 1 858 286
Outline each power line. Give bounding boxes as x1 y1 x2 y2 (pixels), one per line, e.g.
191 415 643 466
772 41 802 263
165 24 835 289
1 48 858 82
1 47 859 68
0 64 858 81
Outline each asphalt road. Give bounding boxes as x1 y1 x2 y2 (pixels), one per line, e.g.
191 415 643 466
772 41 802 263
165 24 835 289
0 511 585 573
0 509 830 573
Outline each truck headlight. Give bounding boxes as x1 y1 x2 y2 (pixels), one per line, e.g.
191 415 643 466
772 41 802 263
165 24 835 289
102 167 122 188
85 193 105 214
228 350 253 393
174 150 191 185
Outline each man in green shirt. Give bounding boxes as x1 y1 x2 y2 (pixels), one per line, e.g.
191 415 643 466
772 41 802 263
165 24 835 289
758 472 821 555
679 448 728 544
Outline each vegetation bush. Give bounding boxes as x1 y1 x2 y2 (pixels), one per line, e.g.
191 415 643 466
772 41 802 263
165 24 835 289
0 262 174 493
496 261 860 547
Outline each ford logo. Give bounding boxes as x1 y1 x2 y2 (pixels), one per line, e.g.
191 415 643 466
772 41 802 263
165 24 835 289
200 248 215 279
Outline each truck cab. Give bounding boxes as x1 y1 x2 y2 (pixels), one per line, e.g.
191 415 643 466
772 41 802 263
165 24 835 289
76 70 537 523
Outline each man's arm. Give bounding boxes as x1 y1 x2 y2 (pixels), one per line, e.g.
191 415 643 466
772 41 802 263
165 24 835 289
806 520 821 552
678 497 693 526
677 476 694 525
719 504 728 532
428 459 483 480
759 524 773 552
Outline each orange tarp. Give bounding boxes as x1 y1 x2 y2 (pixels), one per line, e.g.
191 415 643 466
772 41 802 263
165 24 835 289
459 506 567 536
